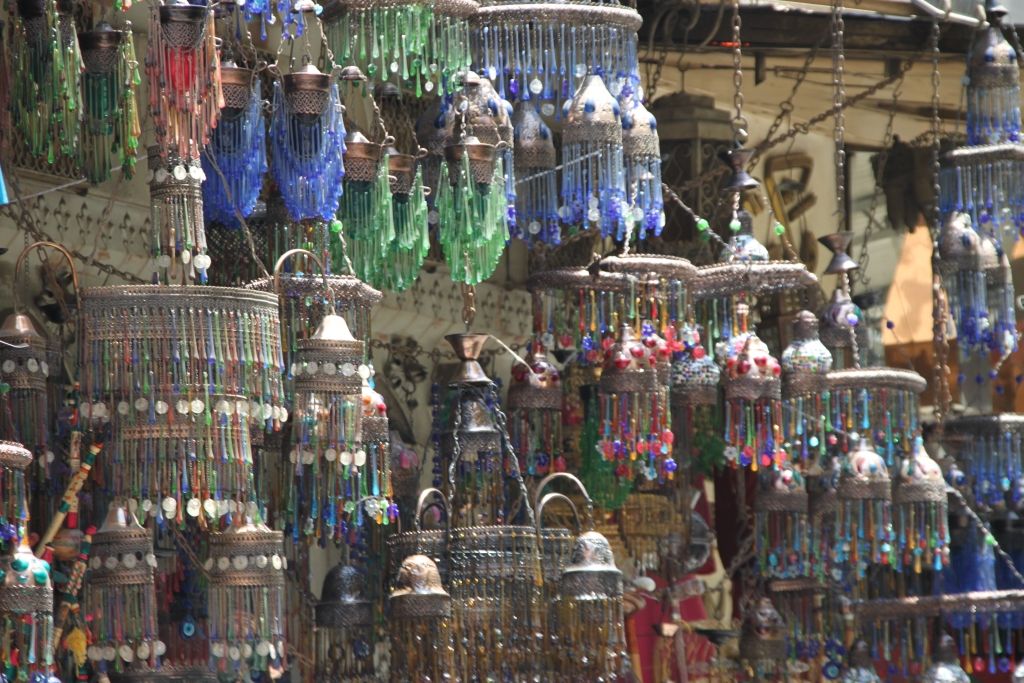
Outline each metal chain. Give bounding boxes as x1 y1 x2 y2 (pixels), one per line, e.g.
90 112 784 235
854 71 904 287
948 486 1024 588
756 32 827 162
730 0 748 144
928 17 952 431
831 0 847 226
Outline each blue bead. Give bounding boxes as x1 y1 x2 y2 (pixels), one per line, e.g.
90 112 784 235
583 100 596 114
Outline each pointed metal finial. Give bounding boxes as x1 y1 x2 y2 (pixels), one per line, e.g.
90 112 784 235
719 148 760 194
818 232 859 274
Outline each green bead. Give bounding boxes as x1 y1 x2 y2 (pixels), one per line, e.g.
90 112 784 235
33 569 48 585
773 222 785 236
729 219 742 233
985 533 998 547
699 230 710 242
11 558 27 572
330 220 343 234
696 218 709 232
0 569 5 582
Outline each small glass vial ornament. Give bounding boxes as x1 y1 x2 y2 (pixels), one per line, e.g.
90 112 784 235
553 530 631 682
893 436 949 574
836 439 894 579
315 561 375 681
722 305 783 470
388 554 454 682
598 323 674 483
84 503 163 674
508 343 564 479
206 521 286 678
0 540 55 683
781 310 833 465
753 465 809 579
289 312 366 544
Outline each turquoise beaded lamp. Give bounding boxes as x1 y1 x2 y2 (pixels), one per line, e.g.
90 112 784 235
781 311 833 466
892 436 949 574
836 439 894 582
0 540 55 683
754 465 809 580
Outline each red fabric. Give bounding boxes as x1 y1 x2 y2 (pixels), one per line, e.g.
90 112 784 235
626 572 713 683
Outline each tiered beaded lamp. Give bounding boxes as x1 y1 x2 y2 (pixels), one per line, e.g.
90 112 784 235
836 439 894 581
0 310 51 492
359 380 396 526
325 0 478 95
78 285 286 514
205 521 286 677
0 541 55 683
0 441 31 532
471 0 642 109
669 325 720 473
893 437 949 574
84 504 163 675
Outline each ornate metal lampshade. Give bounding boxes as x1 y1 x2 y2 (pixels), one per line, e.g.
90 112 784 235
508 343 564 478
315 562 375 681
0 540 55 682
84 503 162 673
893 437 949 573
836 439 893 580
781 310 833 465
754 466 809 579
513 103 560 245
388 554 454 681
205 521 286 677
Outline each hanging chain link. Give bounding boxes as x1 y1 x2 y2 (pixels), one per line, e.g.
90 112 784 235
730 0 748 144
831 0 847 226
855 70 905 287
928 17 952 431
756 32 826 162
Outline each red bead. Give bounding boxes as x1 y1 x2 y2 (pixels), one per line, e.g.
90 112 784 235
754 355 767 367
629 345 645 358
693 346 706 359
643 336 657 348
739 360 751 374
586 350 599 362
559 334 573 348
602 337 614 351
662 430 674 444
772 364 781 376
614 355 631 370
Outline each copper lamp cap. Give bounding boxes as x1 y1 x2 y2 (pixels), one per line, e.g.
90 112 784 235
445 333 491 385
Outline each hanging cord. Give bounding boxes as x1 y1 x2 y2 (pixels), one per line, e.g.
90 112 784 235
831 0 847 230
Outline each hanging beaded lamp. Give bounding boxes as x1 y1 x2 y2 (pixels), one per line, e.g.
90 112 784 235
78 285 286 512
9 0 82 163
839 639 882 683
78 21 142 184
379 140 430 291
0 540 55 683
893 436 949 574
738 596 788 678
325 0 478 96
270 63 348 221
0 441 30 533
315 561 375 681
944 414 1024 508
921 634 971 683
433 333 545 679
471 0 642 110
513 103 560 245
387 554 454 681
146 0 223 163
621 96 665 242
288 297 369 544
84 503 163 675
202 64 267 227
560 74 628 240
205 521 286 677
598 322 675 484
781 310 833 467
554 529 631 681
669 325 720 476
754 465 809 579
721 303 783 470
148 145 211 284
436 123 510 285
508 343 564 479
939 2 1024 237
358 380 396 526
836 438 894 580
339 128 397 287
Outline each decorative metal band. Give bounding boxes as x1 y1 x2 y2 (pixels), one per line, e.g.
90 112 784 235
208 529 284 555
970 66 1019 89
599 254 697 284
827 367 927 394
0 584 53 614
87 568 155 586
893 478 947 505
390 592 452 619
809 490 838 517
724 377 781 402
246 274 383 307
473 3 642 31
854 589 1024 620
207 570 286 587
754 490 808 514
783 372 829 397
528 268 635 293
81 285 280 313
117 420 249 441
943 143 1024 166
507 384 562 411
316 600 373 629
560 568 623 598
600 369 658 394
692 262 817 300
363 415 389 443
92 534 153 557
671 384 719 407
944 413 1024 438
838 478 892 501
296 338 366 357
768 578 824 594
110 668 217 683
624 132 659 160
739 636 787 661
0 440 32 471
